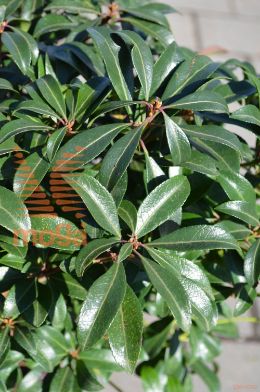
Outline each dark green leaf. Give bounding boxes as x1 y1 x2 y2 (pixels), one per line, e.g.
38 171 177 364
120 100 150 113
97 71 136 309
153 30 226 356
75 237 119 276
13 152 50 200
64 174 121 237
135 176 190 238
0 186 31 241
34 14 77 38
215 201 259 226
99 126 143 191
78 262 126 350
53 124 128 172
117 31 153 100
231 104 260 126
167 91 228 113
151 42 183 96
0 118 52 144
164 114 191 165
182 124 242 152
2 32 31 75
108 286 143 372
244 240 260 286
141 256 191 331
30 215 84 250
50 367 75 392
148 224 239 251
182 150 218 176
88 27 132 102
36 75 67 120
118 200 137 233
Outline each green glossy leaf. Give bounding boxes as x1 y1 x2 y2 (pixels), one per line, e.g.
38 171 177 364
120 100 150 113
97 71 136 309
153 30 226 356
64 174 121 237
108 286 143 373
234 284 257 317
45 0 98 14
118 200 137 233
0 186 31 242
17 369 42 392
50 367 75 392
99 126 142 191
13 152 50 200
34 14 77 38
0 253 25 269
88 27 132 102
53 124 128 172
75 237 119 277
47 127 66 162
121 5 169 27
182 124 242 152
78 262 126 350
2 32 31 75
79 349 122 372
191 138 240 173
162 55 218 100
0 118 52 144
244 240 260 286
117 243 133 262
16 98 60 119
51 272 87 300
192 361 220 392
3 279 36 319
146 248 213 299
36 75 67 120
148 224 239 251
76 360 103 391
182 150 218 176
217 170 255 204
141 256 191 331
36 325 70 354
135 176 190 238
30 215 84 250
231 104 260 126
49 293 67 330
215 201 259 226
122 17 174 48
0 328 9 365
14 327 36 356
164 114 191 165
151 42 183 96
167 91 228 113
11 27 39 65
216 221 251 240
146 248 217 330
117 31 153 100
0 78 15 92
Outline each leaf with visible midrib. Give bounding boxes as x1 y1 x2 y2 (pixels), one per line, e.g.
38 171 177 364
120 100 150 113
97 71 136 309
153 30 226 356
36 75 67 120
117 31 153 100
0 186 31 242
109 286 143 373
53 124 128 172
135 176 190 238
13 152 50 200
215 201 259 227
75 237 119 277
164 113 191 165
141 256 191 331
99 126 143 191
64 174 121 238
88 27 132 102
244 240 260 286
148 224 239 251
166 91 228 113
78 262 126 350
